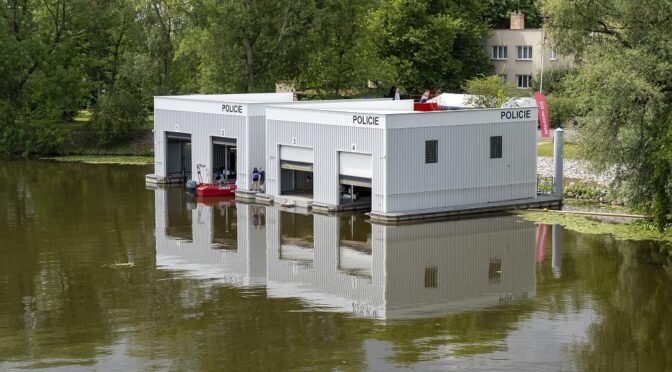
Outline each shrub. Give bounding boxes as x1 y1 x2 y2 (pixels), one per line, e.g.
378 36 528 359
91 94 147 146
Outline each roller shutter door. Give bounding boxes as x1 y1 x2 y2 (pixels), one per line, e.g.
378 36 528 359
339 152 372 187
166 132 191 140
280 146 313 172
212 136 236 146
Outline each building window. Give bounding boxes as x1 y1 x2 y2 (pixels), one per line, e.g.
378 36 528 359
516 74 532 89
425 140 438 164
516 45 533 60
491 45 507 60
488 257 502 284
425 266 438 288
499 74 508 83
549 49 557 60
490 136 503 159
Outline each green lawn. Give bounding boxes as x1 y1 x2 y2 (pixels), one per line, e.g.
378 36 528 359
43 155 153 165
537 142 581 159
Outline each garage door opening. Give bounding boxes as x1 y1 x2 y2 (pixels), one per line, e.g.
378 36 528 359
279 146 314 198
166 132 192 181
212 137 237 184
339 152 372 210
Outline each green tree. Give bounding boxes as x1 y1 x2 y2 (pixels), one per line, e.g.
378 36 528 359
531 66 576 95
300 0 391 97
0 0 101 154
543 0 672 229
481 0 543 29
369 0 492 93
182 0 316 93
463 75 521 108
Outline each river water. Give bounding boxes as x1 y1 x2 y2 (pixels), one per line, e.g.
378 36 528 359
1 159 671 371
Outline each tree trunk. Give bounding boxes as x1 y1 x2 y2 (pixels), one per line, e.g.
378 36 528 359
243 37 254 92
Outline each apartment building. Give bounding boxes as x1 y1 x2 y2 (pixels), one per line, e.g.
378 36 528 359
485 12 569 89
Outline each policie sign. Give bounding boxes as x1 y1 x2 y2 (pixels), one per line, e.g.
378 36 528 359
501 109 531 120
352 115 380 126
221 104 244 115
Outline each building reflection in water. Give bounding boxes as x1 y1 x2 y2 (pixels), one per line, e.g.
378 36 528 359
155 188 540 319
154 188 266 287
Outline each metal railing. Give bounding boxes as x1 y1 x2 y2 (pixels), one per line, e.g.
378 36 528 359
537 174 554 195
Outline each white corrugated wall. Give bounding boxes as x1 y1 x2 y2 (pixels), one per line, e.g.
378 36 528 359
154 109 264 189
385 119 536 213
265 120 387 212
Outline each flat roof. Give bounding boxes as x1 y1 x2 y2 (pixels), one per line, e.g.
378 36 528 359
266 99 539 129
155 93 295 104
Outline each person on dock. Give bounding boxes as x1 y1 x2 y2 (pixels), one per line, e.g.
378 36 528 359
389 86 400 100
251 167 261 191
259 167 266 192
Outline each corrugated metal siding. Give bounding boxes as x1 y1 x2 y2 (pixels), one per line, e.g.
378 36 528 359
154 109 263 189
154 120 165 176
266 120 386 212
245 116 267 186
378 216 536 313
386 120 536 212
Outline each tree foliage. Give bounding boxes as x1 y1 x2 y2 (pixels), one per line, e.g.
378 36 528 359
1 0 500 154
481 0 543 29
543 0 672 229
463 75 520 108
369 0 493 92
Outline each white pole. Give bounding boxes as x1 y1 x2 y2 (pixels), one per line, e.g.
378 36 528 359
553 128 564 196
540 27 545 94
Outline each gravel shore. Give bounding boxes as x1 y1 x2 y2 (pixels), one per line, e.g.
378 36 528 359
537 156 614 186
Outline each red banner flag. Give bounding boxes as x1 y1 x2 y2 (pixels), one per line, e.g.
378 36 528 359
534 91 550 138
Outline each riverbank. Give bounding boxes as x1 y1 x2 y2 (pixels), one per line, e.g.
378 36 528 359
43 156 153 165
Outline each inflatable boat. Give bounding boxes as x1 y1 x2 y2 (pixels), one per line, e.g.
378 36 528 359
195 182 237 197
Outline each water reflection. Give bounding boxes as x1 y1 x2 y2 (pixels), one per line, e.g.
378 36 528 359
155 188 266 287
155 192 538 319
4 161 672 371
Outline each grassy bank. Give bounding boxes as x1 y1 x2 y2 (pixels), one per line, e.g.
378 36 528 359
537 142 580 159
43 155 153 165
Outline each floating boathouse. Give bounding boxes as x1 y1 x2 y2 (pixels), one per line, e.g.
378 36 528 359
146 93 294 196
261 99 561 221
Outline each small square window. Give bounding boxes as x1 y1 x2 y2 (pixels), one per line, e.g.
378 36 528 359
516 74 532 89
425 140 438 164
489 257 502 284
490 136 502 159
516 45 533 60
491 45 507 60
425 266 438 288
499 74 508 83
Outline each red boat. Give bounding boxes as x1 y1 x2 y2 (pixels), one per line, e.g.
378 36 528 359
196 196 236 207
196 182 237 197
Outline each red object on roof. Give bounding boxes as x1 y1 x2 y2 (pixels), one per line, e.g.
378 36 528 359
196 182 237 197
414 102 440 111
